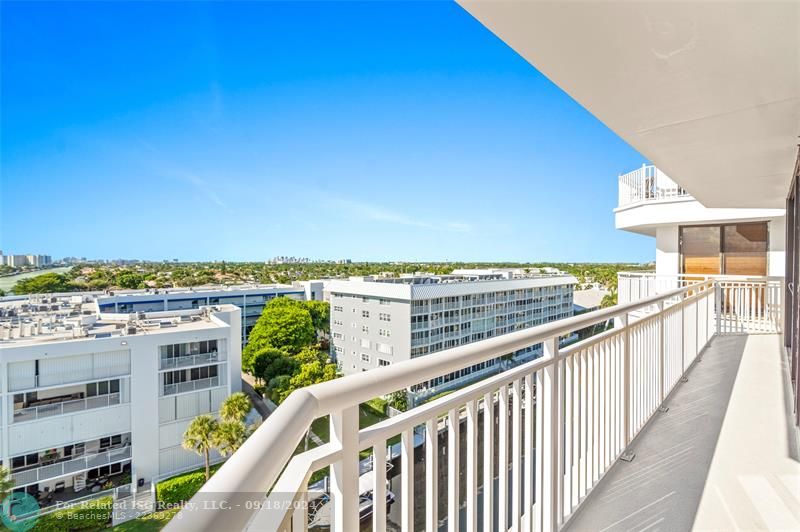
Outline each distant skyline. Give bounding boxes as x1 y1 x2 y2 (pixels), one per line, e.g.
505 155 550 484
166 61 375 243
1 1 653 263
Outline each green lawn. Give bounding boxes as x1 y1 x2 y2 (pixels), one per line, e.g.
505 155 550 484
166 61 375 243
110 507 181 531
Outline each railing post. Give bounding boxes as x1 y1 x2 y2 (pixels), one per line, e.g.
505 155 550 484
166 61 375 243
542 336 562 532
715 282 721 335
330 406 359 532
621 312 631 448
657 301 665 405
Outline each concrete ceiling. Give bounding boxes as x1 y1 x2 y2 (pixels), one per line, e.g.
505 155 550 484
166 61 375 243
457 1 800 208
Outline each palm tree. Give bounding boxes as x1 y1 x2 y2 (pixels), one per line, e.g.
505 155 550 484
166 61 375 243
219 392 251 423
212 421 247 457
0 466 13 502
183 415 218 481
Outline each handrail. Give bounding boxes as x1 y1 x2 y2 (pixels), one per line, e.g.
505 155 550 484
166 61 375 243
617 164 690 207
13 392 123 423
170 280 713 532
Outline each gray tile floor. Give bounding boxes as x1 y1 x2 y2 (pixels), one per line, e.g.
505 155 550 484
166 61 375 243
565 334 800 532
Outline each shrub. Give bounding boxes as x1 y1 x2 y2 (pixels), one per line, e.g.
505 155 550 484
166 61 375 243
31 496 113 532
156 464 222 506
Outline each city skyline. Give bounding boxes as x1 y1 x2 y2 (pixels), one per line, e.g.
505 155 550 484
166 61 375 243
1 1 652 263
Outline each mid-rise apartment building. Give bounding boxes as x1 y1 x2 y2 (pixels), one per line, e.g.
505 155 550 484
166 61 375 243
0 295 241 509
96 284 304 345
328 272 576 401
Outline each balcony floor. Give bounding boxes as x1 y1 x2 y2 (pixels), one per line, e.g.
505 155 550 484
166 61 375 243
565 334 800 532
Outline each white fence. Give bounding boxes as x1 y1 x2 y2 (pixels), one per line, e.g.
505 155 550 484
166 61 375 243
618 164 690 207
618 272 782 334
169 278 750 532
13 393 123 423
12 445 132 486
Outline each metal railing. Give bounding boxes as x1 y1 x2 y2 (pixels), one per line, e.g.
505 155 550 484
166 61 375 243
618 272 782 334
618 164 690 207
13 393 123 423
162 375 222 396
11 445 132 486
159 351 224 370
169 278 754 532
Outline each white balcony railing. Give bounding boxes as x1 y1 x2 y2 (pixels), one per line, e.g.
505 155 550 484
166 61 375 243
167 277 780 532
618 272 783 334
160 351 224 370
162 375 222 396
11 445 132 487
617 164 690 208
13 393 123 423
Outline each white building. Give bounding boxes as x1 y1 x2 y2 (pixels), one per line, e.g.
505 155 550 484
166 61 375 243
328 271 576 400
0 294 240 508
616 164 785 278
96 284 305 345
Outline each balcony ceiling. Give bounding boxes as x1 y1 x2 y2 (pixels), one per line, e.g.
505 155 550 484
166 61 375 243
458 1 800 208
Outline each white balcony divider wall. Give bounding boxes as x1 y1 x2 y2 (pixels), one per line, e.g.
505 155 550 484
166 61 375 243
167 279 788 532
617 165 690 207
7 350 131 392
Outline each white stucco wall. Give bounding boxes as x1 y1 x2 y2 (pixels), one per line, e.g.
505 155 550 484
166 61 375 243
655 225 680 275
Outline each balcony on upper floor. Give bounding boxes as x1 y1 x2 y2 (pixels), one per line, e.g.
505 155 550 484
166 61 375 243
618 164 691 209
614 165 785 237
166 275 800 532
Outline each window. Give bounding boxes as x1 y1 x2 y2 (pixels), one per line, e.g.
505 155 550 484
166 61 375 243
360 353 370 363
362 310 370 318
379 299 390 306
680 222 768 275
379 328 391 337
362 325 369 333
378 359 390 367
333 332 343 339
379 313 391 322
87 379 120 397
334 346 344 354
333 306 343 312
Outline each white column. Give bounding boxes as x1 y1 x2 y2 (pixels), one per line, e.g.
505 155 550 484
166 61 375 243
330 407 359 532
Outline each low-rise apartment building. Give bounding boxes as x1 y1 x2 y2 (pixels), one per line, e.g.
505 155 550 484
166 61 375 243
328 271 576 400
0 295 241 509
95 284 304 345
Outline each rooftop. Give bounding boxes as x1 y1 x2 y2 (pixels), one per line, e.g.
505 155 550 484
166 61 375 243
0 294 233 347
328 272 577 300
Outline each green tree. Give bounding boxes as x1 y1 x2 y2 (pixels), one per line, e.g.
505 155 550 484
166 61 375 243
601 291 618 308
115 272 145 289
387 390 408 412
245 298 315 355
0 465 13 502
182 415 218 481
219 392 251 423
303 300 330 334
12 273 71 294
276 358 338 403
251 347 296 385
212 421 247 457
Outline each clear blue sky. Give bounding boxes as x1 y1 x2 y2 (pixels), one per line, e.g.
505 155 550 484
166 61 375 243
1 1 652 263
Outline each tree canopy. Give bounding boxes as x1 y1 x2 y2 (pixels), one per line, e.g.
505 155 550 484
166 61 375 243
245 297 315 356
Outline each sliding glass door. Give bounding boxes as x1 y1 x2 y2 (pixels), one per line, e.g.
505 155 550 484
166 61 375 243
680 222 768 276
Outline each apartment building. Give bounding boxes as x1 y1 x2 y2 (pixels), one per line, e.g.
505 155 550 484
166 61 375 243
95 284 304 345
328 271 576 400
0 295 241 510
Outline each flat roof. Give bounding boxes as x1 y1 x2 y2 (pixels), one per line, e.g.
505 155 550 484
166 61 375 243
328 275 577 301
0 295 235 347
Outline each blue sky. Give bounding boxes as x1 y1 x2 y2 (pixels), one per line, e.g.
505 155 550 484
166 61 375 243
1 1 652 263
